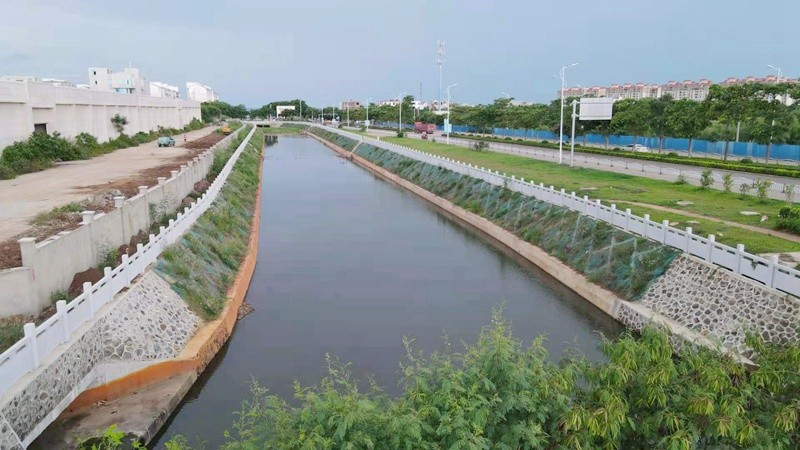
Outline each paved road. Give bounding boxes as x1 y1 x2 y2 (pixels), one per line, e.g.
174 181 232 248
363 128 799 202
0 126 216 242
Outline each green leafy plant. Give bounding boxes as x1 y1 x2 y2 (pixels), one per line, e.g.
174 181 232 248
754 179 773 200
110 114 128 134
723 173 734 193
785 184 795 203
740 182 753 197
700 169 714 188
675 173 688 185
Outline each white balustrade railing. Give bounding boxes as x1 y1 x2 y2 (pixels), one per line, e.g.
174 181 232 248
0 126 258 396
317 125 800 299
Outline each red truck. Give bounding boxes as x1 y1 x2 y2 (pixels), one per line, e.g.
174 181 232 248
414 122 436 134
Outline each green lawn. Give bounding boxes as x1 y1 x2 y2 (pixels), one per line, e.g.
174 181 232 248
383 137 800 254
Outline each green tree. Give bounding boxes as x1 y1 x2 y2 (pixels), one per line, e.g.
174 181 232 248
611 99 653 148
650 95 674 153
705 83 758 160
666 99 711 157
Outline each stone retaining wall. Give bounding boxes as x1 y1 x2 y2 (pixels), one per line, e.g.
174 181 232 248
637 254 800 357
0 270 200 446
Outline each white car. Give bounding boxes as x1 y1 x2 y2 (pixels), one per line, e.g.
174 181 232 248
625 144 649 153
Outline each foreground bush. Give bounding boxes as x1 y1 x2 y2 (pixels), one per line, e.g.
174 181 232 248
161 311 800 449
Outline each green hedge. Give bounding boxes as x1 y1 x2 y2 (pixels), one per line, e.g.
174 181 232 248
452 133 800 179
311 128 677 299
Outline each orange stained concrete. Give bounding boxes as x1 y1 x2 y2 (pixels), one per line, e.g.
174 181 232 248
62 143 264 413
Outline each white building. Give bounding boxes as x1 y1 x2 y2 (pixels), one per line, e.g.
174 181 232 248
0 79 201 151
88 67 149 95
186 82 218 103
275 105 296 117
411 100 429 110
149 81 180 99
379 98 400 107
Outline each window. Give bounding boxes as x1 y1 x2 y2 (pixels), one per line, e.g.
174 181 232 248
93 71 96 75
34 123 47 133
94 81 97 84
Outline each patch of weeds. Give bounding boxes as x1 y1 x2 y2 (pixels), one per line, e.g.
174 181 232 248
31 202 83 226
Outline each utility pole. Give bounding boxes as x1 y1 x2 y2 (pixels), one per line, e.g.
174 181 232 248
555 62 579 164
437 41 445 112
398 92 407 134
446 83 458 145
365 98 371 131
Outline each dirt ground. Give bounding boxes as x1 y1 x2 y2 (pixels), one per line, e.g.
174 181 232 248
0 127 226 269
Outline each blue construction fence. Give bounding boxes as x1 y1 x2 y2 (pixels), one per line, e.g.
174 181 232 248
375 122 800 160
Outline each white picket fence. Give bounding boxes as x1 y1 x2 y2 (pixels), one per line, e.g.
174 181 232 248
0 126 258 396
320 125 800 299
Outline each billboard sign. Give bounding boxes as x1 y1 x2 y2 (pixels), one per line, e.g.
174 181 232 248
579 98 614 121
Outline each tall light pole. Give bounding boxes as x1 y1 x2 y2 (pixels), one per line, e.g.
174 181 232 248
437 41 446 112
556 62 579 164
446 83 458 145
365 98 371 131
398 92 407 135
767 64 783 82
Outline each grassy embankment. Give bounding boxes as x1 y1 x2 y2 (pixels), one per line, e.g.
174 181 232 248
156 128 264 319
380 137 800 254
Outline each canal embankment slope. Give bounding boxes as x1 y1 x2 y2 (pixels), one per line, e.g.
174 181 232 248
8 128 266 449
308 127 799 362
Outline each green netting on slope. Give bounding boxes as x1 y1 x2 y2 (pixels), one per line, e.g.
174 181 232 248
154 130 263 319
343 140 678 300
309 128 358 151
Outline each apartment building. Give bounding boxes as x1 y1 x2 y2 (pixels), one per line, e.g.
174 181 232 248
88 67 149 95
149 81 180 99
561 74 797 102
186 82 219 103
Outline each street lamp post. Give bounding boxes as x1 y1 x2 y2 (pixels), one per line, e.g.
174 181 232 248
556 62 578 164
446 83 458 145
398 92 407 135
365 98 371 131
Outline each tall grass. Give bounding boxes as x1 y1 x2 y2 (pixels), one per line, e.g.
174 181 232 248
155 127 262 319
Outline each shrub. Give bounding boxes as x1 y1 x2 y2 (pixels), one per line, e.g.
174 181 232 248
667 151 679 157
396 131 405 138
740 158 753 164
786 184 796 203
700 169 713 188
675 173 688 185
110 114 128 134
739 182 753 196
471 141 489 152
754 179 773 200
777 208 800 234
0 131 82 174
722 173 733 193
0 163 15 180
74 132 99 156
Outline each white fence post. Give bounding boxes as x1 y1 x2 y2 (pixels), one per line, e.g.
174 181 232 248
685 227 693 252
707 235 716 261
736 244 745 274
56 300 69 341
23 323 38 367
662 220 669 244
84 282 96 316
770 255 780 287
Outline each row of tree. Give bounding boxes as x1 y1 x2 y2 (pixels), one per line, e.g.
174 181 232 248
231 82 800 162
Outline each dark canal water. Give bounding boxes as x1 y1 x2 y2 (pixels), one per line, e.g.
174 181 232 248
152 135 621 448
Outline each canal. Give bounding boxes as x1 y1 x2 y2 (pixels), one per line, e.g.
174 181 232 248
152 134 621 448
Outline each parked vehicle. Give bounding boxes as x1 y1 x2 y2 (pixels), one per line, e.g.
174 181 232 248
221 126 232 135
625 144 650 153
414 122 436 134
157 136 175 147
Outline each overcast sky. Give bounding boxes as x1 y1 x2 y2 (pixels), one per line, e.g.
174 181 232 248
2 0 797 107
